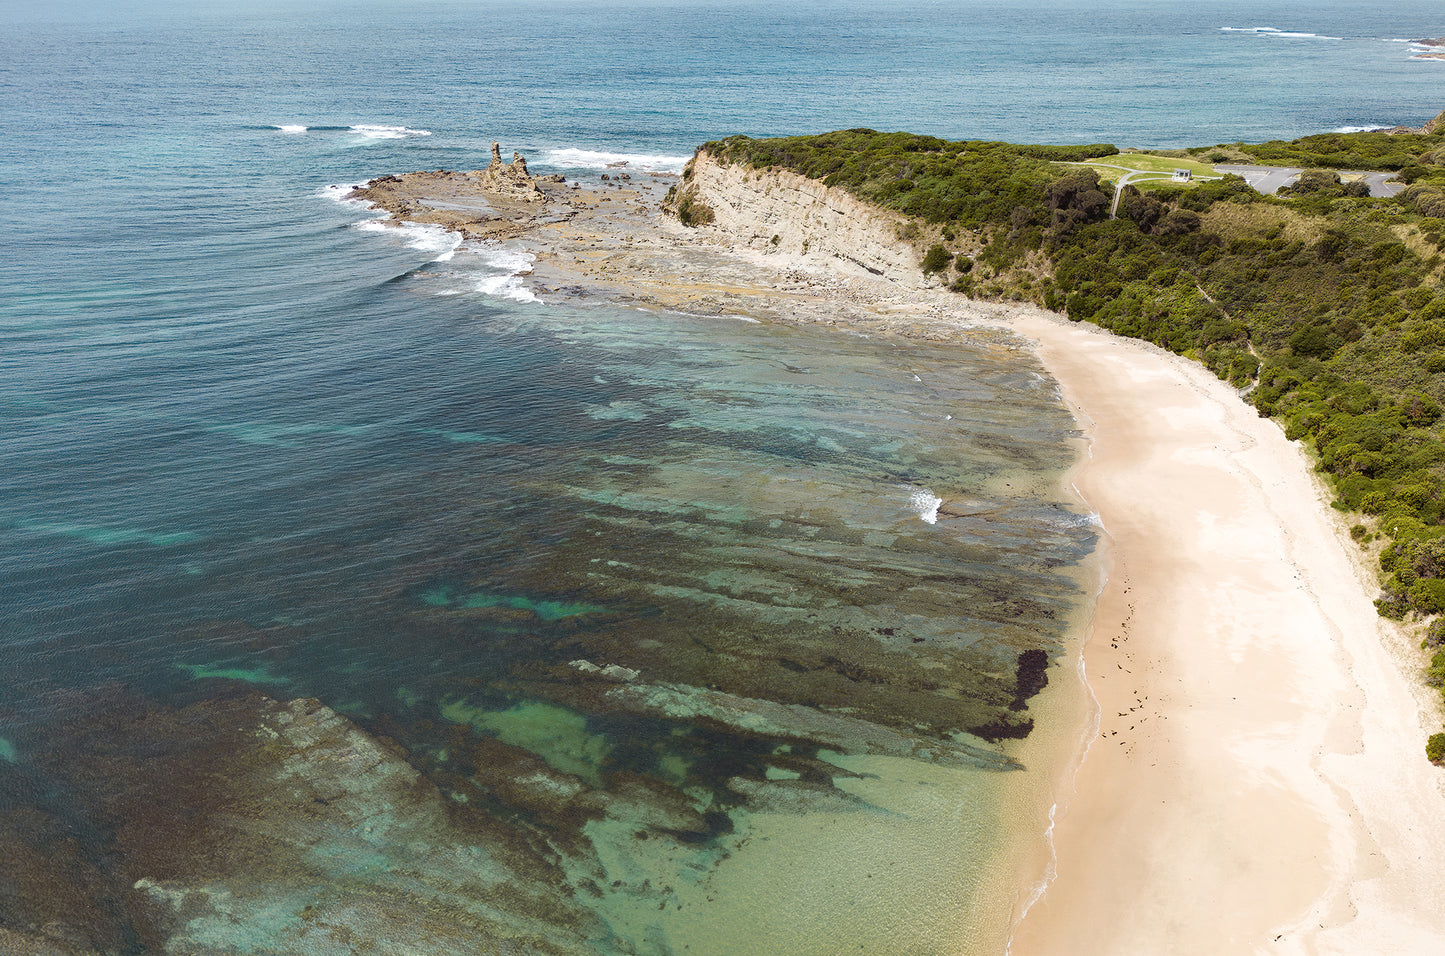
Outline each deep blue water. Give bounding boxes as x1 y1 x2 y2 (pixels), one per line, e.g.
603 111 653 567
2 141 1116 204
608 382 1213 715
2 1 1444 952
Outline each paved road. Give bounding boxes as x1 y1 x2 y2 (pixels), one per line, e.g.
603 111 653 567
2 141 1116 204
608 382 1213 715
1360 171 1405 198
1215 164 1403 198
1065 162 1223 217
1110 169 1165 217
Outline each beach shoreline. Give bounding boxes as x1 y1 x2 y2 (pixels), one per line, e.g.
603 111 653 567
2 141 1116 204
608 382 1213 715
347 159 1445 952
1004 312 1445 954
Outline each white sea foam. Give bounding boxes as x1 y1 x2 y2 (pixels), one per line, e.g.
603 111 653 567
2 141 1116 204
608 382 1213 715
351 124 433 140
542 147 692 174
1220 26 1340 40
276 124 308 133
1045 507 1105 530
470 246 539 302
473 274 538 301
1333 125 1389 133
320 181 370 206
909 489 943 525
354 219 463 261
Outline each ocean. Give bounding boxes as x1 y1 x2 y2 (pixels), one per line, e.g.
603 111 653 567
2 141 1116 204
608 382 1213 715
2 1 1442 953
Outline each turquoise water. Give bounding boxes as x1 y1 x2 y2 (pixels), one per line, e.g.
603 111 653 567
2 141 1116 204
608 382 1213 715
2 1 1443 952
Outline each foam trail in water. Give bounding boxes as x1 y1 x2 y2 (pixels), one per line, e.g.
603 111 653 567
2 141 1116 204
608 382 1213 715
1219 26 1339 40
319 182 373 209
909 489 943 525
351 124 433 140
276 124 308 133
542 147 691 174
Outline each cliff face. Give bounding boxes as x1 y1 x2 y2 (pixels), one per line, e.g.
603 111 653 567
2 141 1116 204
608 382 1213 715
674 150 943 290
1387 106 1445 134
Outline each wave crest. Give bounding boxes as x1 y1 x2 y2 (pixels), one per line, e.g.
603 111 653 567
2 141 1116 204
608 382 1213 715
541 147 691 174
351 124 433 140
471 246 538 302
354 219 462 262
1219 26 1340 40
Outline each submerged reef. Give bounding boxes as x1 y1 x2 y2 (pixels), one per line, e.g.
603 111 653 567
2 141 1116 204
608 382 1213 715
1 691 612 954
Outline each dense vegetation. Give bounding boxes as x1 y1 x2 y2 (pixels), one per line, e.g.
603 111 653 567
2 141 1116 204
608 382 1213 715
701 122 1445 751
1203 129 1444 173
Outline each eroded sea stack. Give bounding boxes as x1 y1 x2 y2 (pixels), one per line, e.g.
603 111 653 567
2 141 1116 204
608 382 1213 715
345 142 569 240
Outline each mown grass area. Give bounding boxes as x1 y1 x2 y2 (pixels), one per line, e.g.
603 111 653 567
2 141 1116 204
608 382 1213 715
1083 153 1220 175
1074 154 1222 192
692 122 1445 751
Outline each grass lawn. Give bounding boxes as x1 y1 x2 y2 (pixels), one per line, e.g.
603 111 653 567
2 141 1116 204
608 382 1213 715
1062 153 1222 191
1089 153 1220 175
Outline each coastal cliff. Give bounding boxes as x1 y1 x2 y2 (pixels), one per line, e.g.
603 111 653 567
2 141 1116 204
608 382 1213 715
667 150 956 290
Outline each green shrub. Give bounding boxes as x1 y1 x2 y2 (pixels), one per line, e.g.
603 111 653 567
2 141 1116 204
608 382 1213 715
1428 732 1445 763
921 244 953 273
676 196 715 227
1409 578 1445 614
1428 648 1445 686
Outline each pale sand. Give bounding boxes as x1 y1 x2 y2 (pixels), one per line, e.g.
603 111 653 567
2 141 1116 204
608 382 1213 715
1005 313 1445 955
363 173 1445 950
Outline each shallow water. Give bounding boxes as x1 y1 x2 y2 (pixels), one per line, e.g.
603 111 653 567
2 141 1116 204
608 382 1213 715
4 0 1442 951
3 281 1098 951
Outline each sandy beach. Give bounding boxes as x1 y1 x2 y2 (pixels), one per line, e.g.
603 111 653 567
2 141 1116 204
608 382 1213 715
357 166 1445 952
1006 314 1445 954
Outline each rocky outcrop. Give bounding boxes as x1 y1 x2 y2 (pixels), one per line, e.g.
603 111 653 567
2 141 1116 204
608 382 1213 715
1384 106 1445 134
667 150 943 289
345 143 572 240
475 141 548 203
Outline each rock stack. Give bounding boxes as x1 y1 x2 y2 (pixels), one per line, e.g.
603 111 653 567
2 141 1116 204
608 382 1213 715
473 141 546 203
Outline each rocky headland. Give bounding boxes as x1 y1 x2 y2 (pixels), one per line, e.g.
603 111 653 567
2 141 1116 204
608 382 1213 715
345 141 573 240
336 138 1445 955
344 143 978 340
